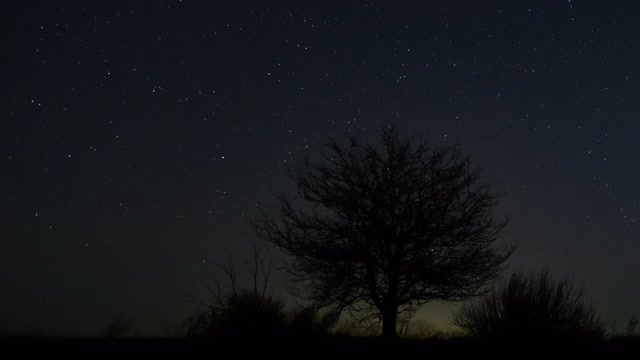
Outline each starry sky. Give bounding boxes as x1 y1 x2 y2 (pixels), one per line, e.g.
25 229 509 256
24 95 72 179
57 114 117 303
2 0 640 336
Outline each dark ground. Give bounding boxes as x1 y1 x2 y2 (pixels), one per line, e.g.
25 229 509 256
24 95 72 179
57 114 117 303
2 335 639 357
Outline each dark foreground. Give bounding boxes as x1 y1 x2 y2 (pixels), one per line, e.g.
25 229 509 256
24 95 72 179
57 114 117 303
3 334 640 357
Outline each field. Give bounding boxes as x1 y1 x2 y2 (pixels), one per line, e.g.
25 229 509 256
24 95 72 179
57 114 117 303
3 334 639 357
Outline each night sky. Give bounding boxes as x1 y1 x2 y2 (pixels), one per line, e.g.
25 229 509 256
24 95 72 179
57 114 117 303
3 1 640 335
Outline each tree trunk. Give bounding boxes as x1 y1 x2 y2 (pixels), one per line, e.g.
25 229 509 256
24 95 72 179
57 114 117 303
381 301 398 338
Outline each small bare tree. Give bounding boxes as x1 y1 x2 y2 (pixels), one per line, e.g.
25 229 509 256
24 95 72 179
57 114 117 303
184 242 286 337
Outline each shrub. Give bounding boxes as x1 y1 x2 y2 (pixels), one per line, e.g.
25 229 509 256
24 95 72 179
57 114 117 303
453 271 605 340
186 290 287 338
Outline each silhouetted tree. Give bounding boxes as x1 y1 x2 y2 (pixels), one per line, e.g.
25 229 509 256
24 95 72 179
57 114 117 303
254 128 514 337
453 271 606 339
185 243 288 337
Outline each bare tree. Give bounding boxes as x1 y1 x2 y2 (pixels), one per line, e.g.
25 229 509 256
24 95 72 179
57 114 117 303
453 271 606 339
184 242 286 337
254 128 514 337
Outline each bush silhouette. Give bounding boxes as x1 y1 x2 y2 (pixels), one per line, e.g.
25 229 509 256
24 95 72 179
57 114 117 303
288 306 339 334
186 290 287 338
185 243 289 338
211 290 287 336
101 316 133 338
453 271 605 340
